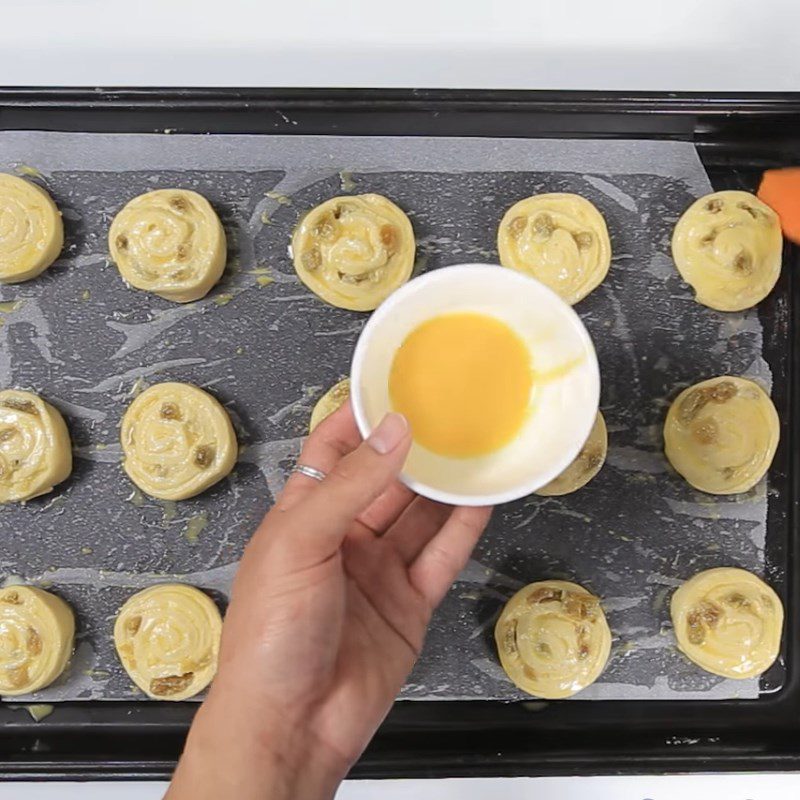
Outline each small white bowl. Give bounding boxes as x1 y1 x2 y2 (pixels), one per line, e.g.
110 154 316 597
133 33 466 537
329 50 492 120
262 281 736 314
350 264 600 506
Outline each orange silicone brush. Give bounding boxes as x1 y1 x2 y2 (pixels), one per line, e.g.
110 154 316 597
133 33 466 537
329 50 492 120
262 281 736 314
758 168 800 244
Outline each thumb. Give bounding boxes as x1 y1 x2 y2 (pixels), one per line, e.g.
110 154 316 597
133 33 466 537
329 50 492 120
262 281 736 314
284 412 412 557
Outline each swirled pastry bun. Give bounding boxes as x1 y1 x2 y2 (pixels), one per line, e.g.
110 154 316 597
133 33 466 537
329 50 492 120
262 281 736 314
537 412 607 496
109 189 226 303
664 376 778 495
309 379 350 433
0 585 75 695
121 382 237 501
0 173 64 283
498 193 611 305
671 567 783 679
495 580 611 699
292 194 415 311
114 583 222 700
0 389 72 503
671 191 782 311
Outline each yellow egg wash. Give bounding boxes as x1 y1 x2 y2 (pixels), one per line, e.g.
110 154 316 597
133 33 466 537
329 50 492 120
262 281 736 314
389 312 533 458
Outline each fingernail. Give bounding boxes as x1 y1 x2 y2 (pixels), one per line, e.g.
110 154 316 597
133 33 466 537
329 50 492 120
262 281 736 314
367 413 409 455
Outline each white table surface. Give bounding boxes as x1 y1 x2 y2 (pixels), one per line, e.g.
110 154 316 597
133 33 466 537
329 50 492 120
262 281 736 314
1 0 799 795
3 775 800 798
0 0 799 90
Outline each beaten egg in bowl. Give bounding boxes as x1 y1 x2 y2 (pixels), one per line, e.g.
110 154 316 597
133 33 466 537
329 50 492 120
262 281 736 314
389 311 534 459
351 264 600 505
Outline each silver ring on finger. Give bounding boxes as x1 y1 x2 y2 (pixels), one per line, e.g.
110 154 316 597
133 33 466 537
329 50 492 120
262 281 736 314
293 463 327 482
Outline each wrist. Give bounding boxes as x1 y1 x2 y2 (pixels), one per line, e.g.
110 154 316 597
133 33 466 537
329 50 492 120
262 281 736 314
167 690 347 800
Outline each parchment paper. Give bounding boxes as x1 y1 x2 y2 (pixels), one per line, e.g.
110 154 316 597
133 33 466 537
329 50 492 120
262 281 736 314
0 132 777 702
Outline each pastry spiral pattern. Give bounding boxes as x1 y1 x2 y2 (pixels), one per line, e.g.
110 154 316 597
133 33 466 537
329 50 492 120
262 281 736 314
309 378 350 433
114 583 222 701
109 189 226 303
0 173 64 283
120 382 237 501
537 411 607 496
498 193 611 305
671 567 783 679
0 585 75 696
671 190 782 311
495 580 611 699
664 376 778 495
0 389 72 504
292 194 415 311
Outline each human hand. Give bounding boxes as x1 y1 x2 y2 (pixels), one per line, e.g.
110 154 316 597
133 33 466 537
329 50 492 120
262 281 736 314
167 403 492 800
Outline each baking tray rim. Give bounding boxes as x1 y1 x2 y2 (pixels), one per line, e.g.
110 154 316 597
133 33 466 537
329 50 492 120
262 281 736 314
0 87 797 780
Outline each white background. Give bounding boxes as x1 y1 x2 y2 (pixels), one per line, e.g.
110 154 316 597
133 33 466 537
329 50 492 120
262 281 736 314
1 0 799 796
3 775 800 798
0 0 799 90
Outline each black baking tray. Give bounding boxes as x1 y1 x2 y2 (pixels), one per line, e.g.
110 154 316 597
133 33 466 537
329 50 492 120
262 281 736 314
0 88 798 780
